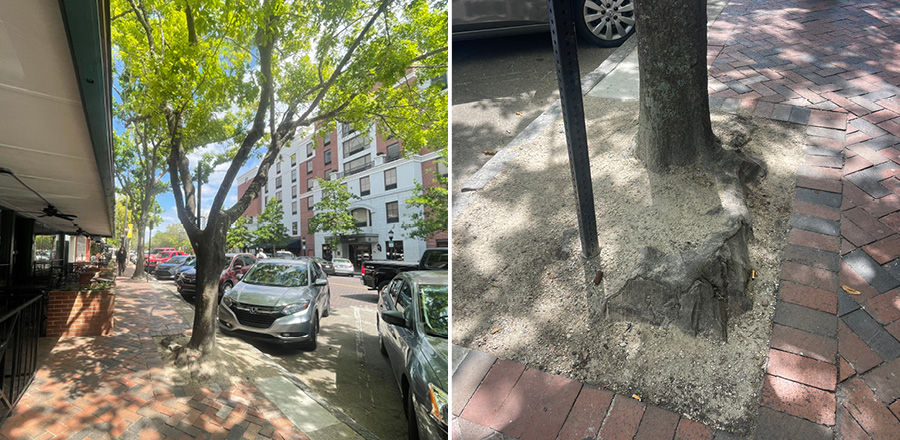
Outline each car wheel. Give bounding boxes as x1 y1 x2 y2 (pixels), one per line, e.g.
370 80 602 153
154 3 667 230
407 390 421 440
575 0 635 47
222 281 233 295
376 280 389 293
304 315 319 350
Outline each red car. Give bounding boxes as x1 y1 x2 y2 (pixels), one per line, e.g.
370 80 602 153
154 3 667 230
145 250 187 273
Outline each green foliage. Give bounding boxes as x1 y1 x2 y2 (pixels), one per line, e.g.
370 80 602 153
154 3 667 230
403 159 447 240
308 179 360 250
254 199 290 252
150 224 192 252
226 216 255 251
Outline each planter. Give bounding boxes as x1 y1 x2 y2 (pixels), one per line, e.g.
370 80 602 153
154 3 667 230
46 289 115 337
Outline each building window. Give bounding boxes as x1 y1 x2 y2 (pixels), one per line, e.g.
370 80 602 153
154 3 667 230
341 122 356 138
292 221 298 235
292 201 297 215
324 149 332 165
306 143 314 158
386 142 401 162
359 176 370 196
276 175 282 189
384 168 397 190
292 185 297 199
325 169 333 181
276 191 282 202
324 136 331 147
307 196 314 210
437 161 448 177
436 239 448 247
351 208 369 227
263 196 267 205
386 201 399 223
276 161 281 174
306 160 313 174
307 178 315 192
342 135 367 158
290 153 296 167
344 155 372 177
291 168 297 183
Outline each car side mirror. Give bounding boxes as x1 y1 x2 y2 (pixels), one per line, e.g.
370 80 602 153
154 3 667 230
314 278 328 286
381 310 408 328
233 264 243 270
236 273 244 280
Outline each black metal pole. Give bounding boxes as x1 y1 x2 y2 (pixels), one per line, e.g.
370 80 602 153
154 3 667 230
547 0 599 257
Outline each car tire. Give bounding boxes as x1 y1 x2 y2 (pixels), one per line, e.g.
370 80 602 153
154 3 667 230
376 280 389 293
407 390 421 440
575 0 635 47
221 281 233 295
304 315 319 350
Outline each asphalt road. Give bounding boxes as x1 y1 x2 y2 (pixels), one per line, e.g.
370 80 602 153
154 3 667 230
151 273 409 439
452 32 619 197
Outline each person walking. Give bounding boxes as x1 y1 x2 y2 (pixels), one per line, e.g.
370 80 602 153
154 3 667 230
116 246 127 276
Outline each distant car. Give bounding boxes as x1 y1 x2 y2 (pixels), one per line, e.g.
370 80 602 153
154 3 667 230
332 258 354 276
218 257 331 349
452 0 635 47
274 251 294 259
314 257 335 276
174 258 195 281
155 255 193 280
378 271 448 440
176 253 257 300
145 250 186 273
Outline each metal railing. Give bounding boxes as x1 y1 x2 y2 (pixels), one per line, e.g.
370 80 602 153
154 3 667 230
0 293 43 424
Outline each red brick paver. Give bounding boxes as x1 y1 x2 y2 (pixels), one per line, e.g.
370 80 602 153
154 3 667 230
0 269 308 440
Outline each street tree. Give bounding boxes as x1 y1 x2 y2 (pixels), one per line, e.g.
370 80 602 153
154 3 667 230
403 158 447 240
308 179 361 252
254 199 290 255
112 0 447 365
226 216 255 252
634 0 716 171
150 224 192 252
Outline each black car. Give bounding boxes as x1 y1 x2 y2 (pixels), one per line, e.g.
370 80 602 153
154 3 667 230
314 257 335 276
155 255 193 280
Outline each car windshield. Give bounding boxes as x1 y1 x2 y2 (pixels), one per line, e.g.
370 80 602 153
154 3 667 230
167 256 189 264
242 263 308 287
334 258 350 264
419 284 448 338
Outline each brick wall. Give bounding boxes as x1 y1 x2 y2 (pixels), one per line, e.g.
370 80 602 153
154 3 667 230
46 290 115 337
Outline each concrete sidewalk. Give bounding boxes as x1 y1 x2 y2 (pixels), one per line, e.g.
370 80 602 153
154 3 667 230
0 266 361 440
453 0 900 438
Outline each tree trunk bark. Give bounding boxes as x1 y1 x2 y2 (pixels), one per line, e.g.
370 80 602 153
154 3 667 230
634 0 716 172
132 211 149 279
183 225 226 357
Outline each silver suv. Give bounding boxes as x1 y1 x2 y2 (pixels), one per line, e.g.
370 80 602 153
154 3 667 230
217 257 331 349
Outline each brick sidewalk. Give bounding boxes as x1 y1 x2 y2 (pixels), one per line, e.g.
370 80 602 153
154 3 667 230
0 268 308 440
454 0 900 438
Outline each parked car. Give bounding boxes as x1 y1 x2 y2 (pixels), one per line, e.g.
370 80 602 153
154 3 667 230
145 250 186 273
173 257 195 281
452 0 635 47
176 253 257 299
314 257 335 276
363 248 448 292
378 271 448 440
218 257 331 349
154 255 193 280
274 251 294 259
332 258 355 276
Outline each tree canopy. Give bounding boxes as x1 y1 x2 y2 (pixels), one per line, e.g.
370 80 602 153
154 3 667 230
308 178 360 250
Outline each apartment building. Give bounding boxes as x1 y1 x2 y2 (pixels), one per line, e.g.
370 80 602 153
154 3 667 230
236 122 447 268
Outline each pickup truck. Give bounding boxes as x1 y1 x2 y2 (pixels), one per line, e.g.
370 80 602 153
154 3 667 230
362 247 448 292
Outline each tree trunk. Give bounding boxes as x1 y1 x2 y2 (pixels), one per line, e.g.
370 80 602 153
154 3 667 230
634 0 716 172
181 225 227 361
132 212 148 279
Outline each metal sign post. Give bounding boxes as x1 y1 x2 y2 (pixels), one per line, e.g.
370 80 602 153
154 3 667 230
547 0 599 257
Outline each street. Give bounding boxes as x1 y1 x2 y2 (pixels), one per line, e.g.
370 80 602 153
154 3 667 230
452 32 618 197
150 273 408 440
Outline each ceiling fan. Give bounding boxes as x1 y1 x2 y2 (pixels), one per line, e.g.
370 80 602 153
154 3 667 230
0 167 78 221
